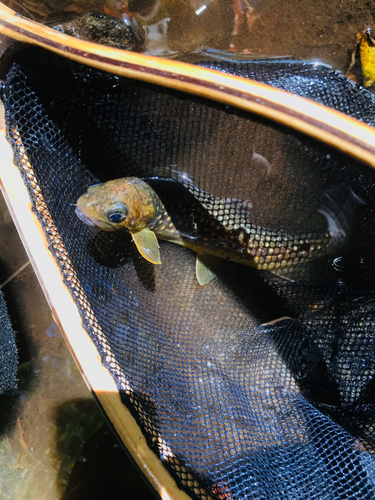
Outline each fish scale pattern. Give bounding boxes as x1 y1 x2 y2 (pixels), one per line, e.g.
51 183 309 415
3 47 375 499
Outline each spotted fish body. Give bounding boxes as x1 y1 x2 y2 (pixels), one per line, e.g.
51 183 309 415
76 177 335 284
152 197 333 272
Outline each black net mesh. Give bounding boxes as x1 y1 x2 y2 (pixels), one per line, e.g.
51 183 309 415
0 290 17 395
197 57 375 126
3 47 375 499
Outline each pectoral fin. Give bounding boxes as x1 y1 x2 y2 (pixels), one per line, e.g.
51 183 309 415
132 229 161 265
196 253 219 286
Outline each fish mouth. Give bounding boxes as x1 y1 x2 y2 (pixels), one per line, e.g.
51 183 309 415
75 206 96 227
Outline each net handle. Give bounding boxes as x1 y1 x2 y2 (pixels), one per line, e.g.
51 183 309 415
0 3 374 168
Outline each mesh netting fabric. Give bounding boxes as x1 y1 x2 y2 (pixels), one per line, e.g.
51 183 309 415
3 47 375 499
0 290 17 395
197 57 375 126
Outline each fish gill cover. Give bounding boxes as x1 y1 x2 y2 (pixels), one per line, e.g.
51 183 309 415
3 47 375 499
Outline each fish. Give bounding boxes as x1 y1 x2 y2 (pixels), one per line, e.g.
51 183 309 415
75 176 344 286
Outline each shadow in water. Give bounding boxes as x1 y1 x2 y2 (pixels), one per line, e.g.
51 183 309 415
54 399 104 495
56 398 158 500
87 231 156 291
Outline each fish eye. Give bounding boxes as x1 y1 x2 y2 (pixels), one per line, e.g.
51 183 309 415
105 205 128 224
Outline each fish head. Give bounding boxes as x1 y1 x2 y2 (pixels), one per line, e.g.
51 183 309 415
75 177 157 232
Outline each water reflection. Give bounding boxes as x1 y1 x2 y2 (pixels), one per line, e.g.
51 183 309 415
125 0 374 69
2 0 373 71
143 17 175 56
